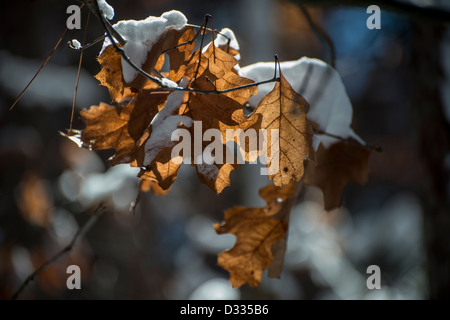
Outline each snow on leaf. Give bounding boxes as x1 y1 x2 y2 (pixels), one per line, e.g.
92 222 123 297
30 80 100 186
239 57 364 148
80 89 169 165
121 44 257 193
100 11 189 86
184 46 257 193
98 0 115 20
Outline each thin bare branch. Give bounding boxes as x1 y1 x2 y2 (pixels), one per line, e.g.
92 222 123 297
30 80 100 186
298 5 336 68
70 10 91 133
68 34 106 51
10 203 107 300
83 0 126 45
91 6 280 95
162 23 231 55
87 1 280 97
194 14 211 80
9 27 68 110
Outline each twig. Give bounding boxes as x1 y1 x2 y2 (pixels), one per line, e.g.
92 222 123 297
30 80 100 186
85 0 280 96
10 203 107 300
162 24 230 55
314 128 382 152
194 14 211 80
9 27 68 110
68 34 106 51
83 0 126 45
210 15 216 63
70 10 91 133
299 5 336 68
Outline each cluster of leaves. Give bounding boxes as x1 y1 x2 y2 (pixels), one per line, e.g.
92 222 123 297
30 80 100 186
70 22 371 287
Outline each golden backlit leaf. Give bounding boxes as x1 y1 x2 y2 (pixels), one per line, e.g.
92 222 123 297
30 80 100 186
304 140 371 210
184 49 257 193
138 147 183 191
215 182 299 287
139 44 257 194
167 27 197 83
128 26 195 90
95 45 124 102
80 90 169 165
70 16 373 291
251 71 314 187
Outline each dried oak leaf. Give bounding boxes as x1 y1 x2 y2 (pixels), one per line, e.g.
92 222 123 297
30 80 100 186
95 45 125 102
139 174 170 196
138 143 185 191
80 89 169 165
167 27 197 83
304 140 371 210
96 26 195 98
186 47 257 192
249 71 314 187
128 26 196 90
215 182 299 288
138 45 257 193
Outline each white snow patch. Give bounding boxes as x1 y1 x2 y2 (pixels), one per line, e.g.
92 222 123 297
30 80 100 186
239 57 364 148
143 78 191 166
214 28 240 51
101 10 187 83
98 0 115 20
161 77 179 88
144 115 193 166
70 39 81 50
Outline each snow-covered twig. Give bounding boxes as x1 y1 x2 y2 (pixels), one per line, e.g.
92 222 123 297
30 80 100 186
87 0 280 96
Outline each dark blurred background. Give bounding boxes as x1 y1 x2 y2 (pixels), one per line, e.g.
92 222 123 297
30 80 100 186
1 0 449 299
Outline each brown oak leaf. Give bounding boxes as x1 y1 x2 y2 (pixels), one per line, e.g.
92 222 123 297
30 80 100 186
215 182 300 287
138 45 257 193
167 27 198 83
95 45 125 102
249 71 314 187
97 26 196 97
80 89 169 165
304 140 371 210
128 26 196 90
